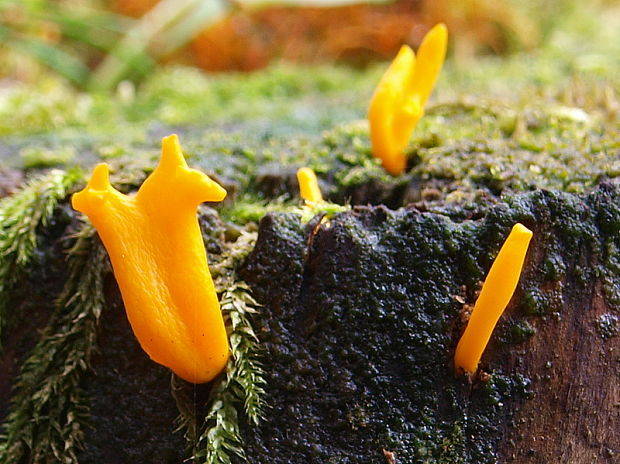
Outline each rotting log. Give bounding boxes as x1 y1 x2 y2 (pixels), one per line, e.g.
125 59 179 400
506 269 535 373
1 182 619 463
239 183 620 463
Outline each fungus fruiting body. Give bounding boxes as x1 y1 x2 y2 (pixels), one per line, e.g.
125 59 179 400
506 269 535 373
454 223 533 374
297 167 323 203
72 134 229 383
368 23 448 175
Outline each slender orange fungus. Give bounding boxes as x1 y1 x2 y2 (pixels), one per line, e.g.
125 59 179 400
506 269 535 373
297 167 323 203
454 223 533 374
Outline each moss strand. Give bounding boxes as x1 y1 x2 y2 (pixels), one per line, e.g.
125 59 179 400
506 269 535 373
173 231 266 464
0 224 108 463
0 168 81 346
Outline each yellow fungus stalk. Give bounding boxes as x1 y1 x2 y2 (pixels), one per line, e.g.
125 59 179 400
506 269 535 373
454 223 533 374
368 23 448 176
72 134 229 383
297 167 323 203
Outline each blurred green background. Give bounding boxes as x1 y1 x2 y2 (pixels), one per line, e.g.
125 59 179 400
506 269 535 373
0 0 617 164
1 0 618 90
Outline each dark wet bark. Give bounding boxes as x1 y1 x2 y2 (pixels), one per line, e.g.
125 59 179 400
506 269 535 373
2 184 620 463
239 184 620 463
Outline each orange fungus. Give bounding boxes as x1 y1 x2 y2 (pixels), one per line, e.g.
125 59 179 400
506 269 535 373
454 223 533 374
297 167 323 203
368 23 448 175
72 134 229 383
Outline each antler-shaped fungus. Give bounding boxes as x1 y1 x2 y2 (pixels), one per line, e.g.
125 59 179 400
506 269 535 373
368 23 448 175
73 134 229 383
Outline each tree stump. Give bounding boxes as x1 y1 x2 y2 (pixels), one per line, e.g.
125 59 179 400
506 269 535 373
238 185 620 463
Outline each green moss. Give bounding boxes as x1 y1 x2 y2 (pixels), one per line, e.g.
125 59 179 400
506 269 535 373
482 374 533 404
0 225 107 464
501 320 537 344
0 168 81 344
521 288 551 316
20 146 75 169
542 252 567 282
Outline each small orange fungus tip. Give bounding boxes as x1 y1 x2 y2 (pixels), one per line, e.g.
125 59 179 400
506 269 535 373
297 167 323 203
72 134 229 384
454 223 533 375
368 23 448 176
